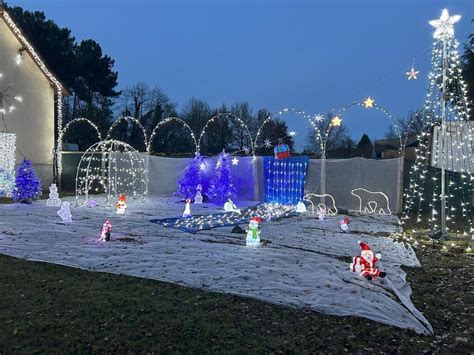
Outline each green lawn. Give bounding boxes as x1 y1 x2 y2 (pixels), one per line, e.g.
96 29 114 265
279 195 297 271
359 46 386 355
0 247 472 354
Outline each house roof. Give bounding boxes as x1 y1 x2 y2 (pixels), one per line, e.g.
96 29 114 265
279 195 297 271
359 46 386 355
0 6 69 96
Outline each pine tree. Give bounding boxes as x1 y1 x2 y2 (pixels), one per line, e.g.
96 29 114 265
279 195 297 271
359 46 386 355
206 150 237 202
176 151 203 199
12 159 42 203
402 9 473 237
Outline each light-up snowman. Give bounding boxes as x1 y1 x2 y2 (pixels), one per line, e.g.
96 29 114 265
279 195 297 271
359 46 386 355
115 194 127 214
246 217 261 248
194 184 203 204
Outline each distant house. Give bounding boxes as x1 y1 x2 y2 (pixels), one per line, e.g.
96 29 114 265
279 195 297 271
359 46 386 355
374 134 418 160
0 6 68 187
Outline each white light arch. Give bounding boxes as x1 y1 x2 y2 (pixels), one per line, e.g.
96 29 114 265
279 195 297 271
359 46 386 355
106 116 148 151
60 117 102 144
326 100 403 154
254 108 324 153
148 116 198 153
197 112 253 153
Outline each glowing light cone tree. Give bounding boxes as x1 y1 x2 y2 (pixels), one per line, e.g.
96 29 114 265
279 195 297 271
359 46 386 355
177 151 204 199
12 159 42 203
206 150 237 202
402 9 473 238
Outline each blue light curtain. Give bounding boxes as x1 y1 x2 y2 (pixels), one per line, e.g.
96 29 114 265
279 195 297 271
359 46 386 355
263 156 309 204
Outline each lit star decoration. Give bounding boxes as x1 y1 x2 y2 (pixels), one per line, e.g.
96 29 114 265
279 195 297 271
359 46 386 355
364 97 375 108
406 67 419 80
429 8 461 40
264 138 272 148
331 116 342 127
243 146 250 155
231 157 239 165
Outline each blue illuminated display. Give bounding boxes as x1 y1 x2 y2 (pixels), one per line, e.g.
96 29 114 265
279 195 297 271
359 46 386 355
263 156 309 204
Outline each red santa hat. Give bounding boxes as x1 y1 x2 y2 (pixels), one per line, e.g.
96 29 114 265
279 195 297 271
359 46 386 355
357 240 372 251
251 217 262 223
343 217 350 224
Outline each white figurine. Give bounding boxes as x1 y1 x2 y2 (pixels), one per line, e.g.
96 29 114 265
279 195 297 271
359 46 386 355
246 217 261 248
57 202 72 224
224 198 241 214
318 205 326 221
99 220 112 241
46 183 62 207
194 184 203 204
339 217 350 233
115 194 127 214
183 198 192 218
296 201 307 213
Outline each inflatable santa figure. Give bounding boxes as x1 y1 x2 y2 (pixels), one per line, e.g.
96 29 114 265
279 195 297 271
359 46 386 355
115 194 127 214
318 205 326 220
350 241 386 281
339 217 349 232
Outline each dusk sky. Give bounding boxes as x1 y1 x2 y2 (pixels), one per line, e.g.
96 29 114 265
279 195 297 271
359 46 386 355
14 0 474 148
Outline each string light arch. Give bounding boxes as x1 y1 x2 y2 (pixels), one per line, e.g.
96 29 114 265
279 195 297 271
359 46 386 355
253 108 324 154
106 116 149 151
148 116 198 153
197 112 253 153
326 100 404 155
60 117 102 144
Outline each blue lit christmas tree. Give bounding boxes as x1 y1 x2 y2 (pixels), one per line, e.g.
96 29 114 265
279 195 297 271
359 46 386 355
206 150 236 202
177 151 203 200
12 159 42 203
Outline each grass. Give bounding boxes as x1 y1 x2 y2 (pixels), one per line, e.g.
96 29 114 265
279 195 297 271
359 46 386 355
0 247 472 354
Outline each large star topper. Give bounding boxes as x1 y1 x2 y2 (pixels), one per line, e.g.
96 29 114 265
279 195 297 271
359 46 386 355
429 9 461 39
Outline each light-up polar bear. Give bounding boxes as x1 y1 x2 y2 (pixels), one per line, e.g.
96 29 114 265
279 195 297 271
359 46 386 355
351 188 392 215
303 193 338 216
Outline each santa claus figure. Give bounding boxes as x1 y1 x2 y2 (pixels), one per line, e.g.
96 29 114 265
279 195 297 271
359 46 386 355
318 205 326 220
339 217 349 232
115 194 127 214
350 241 386 281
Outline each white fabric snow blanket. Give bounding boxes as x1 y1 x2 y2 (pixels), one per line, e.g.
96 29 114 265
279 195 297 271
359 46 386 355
0 197 432 335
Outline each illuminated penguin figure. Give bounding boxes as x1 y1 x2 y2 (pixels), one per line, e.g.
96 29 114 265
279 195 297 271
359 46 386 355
246 217 261 248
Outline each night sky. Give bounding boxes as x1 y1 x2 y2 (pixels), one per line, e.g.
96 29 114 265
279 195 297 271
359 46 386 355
14 0 473 148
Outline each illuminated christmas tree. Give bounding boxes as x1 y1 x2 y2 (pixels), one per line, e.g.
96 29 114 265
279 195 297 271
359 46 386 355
12 159 42 203
206 150 236 202
402 9 473 238
177 151 203 200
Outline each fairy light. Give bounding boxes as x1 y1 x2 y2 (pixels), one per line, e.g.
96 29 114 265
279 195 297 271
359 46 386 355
1 9 65 178
402 8 473 239
148 116 197 153
75 140 148 206
254 108 325 155
197 112 253 154
0 132 16 197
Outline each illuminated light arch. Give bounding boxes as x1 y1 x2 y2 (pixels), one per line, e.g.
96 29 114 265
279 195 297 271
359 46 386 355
326 100 403 154
60 118 102 144
148 116 198 153
197 112 253 153
303 193 338 216
351 188 392 215
253 108 324 154
106 116 149 151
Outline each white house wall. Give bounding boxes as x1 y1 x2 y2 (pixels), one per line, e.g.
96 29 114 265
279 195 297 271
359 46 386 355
0 18 55 187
